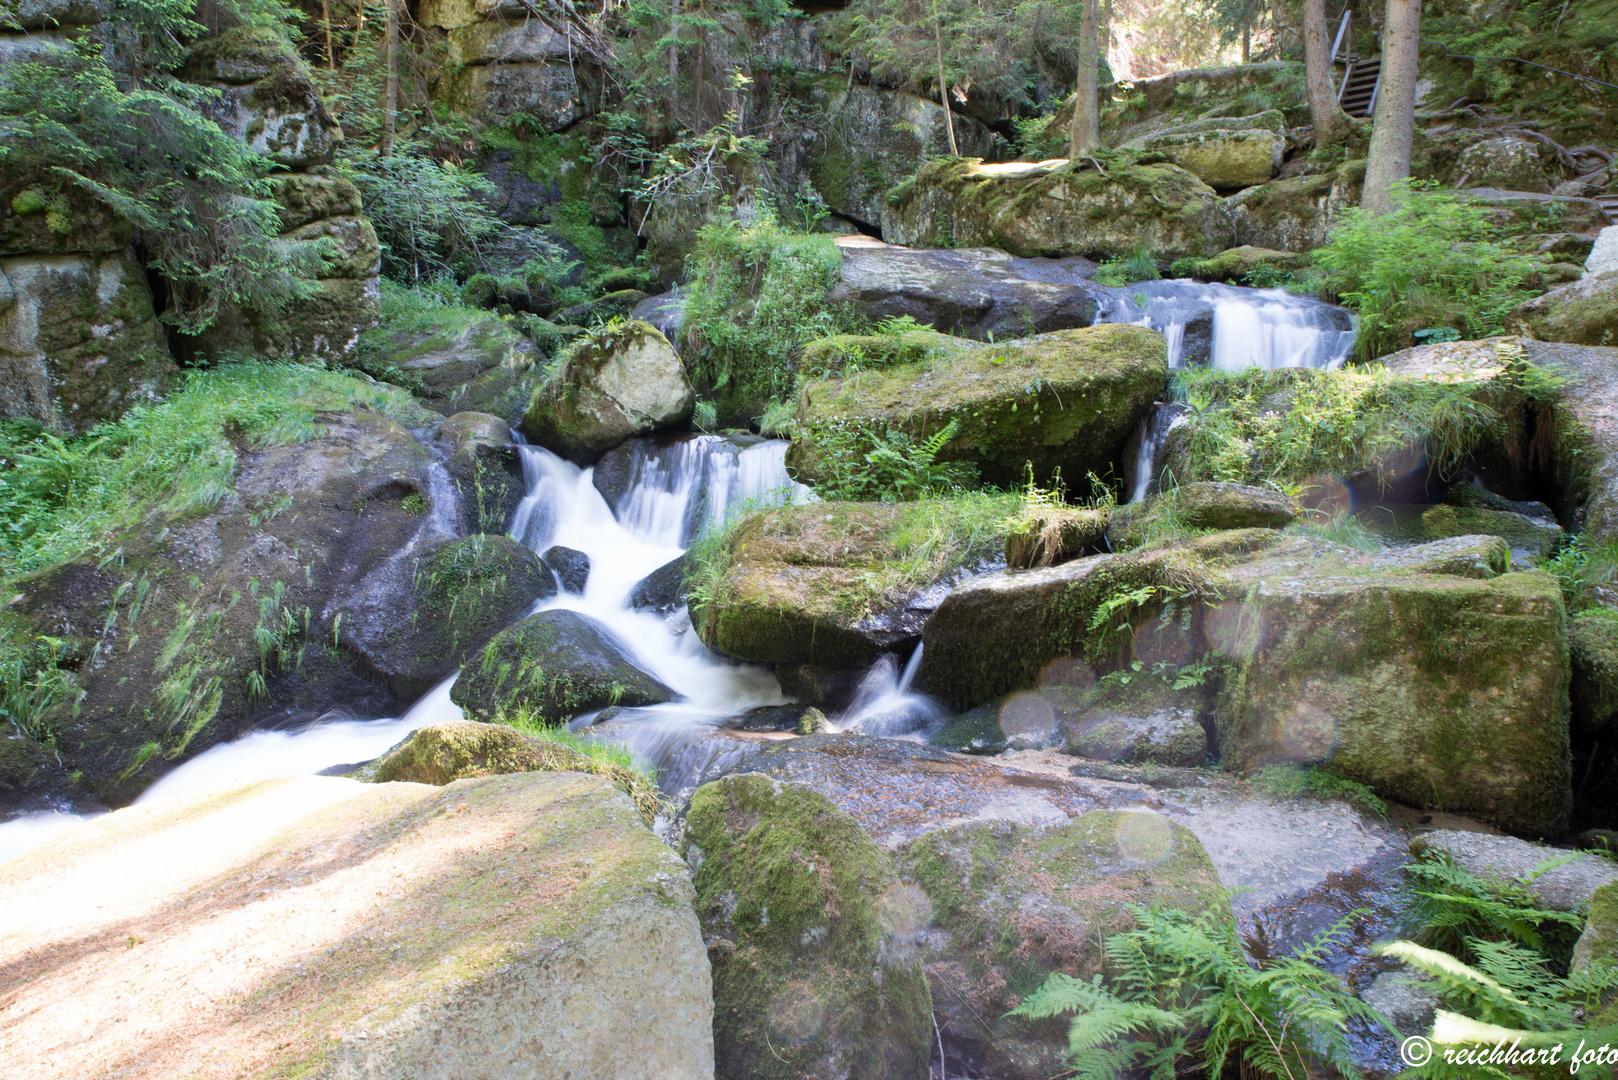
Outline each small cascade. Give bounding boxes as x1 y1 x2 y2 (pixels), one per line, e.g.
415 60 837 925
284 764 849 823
829 646 945 738
1096 280 1356 371
1127 402 1190 503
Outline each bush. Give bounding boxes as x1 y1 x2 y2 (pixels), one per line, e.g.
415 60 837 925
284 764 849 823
339 149 508 284
1308 183 1549 361
680 209 853 419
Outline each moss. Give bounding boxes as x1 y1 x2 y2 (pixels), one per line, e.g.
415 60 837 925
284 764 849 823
1572 611 1618 734
684 774 932 1080
792 324 1168 489
927 703 1009 755
799 330 968 375
1574 881 1618 974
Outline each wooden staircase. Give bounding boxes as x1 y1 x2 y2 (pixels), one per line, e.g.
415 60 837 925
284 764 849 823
1337 56 1382 118
1331 7 1382 119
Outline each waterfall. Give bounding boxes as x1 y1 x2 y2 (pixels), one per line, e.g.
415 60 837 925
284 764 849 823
1095 279 1356 371
1127 403 1190 503
829 646 945 738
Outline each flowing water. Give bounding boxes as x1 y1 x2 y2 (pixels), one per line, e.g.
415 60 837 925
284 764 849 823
0 432 956 865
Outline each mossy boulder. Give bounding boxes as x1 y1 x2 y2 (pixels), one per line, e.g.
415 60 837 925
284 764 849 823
435 411 526 534
1215 539 1571 836
895 813 1231 1078
882 155 1226 261
1574 881 1618 975
695 497 1012 668
1227 160 1366 252
1173 245 1305 283
188 25 342 168
1572 612 1618 734
1097 62 1309 145
1507 270 1618 347
1062 698 1208 766
0 772 714 1078
0 254 178 433
789 324 1167 489
366 307 539 420
521 320 695 464
370 719 597 784
683 773 933 1080
1137 111 1286 189
1362 503 1564 562
339 535 554 699
1005 505 1110 569
451 608 674 724
1369 534 1513 578
927 702 1010 755
1107 482 1298 549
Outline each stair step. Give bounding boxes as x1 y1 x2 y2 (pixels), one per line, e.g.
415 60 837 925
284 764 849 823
1595 195 1618 223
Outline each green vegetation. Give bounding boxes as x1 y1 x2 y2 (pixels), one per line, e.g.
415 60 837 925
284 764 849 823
1011 902 1384 1079
806 418 977 502
680 209 852 418
1308 183 1550 361
339 151 507 285
1170 361 1560 493
491 705 664 820
1251 763 1388 816
0 6 316 334
1548 535 1618 611
1094 247 1162 287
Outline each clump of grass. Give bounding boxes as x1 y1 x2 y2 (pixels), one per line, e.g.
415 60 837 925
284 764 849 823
1093 245 1162 287
1548 535 1618 611
1287 508 1386 553
492 705 665 820
1251 763 1388 816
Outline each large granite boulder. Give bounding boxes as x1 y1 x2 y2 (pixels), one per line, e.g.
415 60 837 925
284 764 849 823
338 534 555 699
804 84 1000 228
788 324 1167 489
450 608 675 723
427 5 598 129
883 156 1226 261
1227 160 1365 252
435 410 527 534
695 497 1011 668
1410 830 1618 911
11 391 449 805
825 240 1105 338
521 320 695 464
365 305 540 420
1572 611 1618 734
0 253 177 432
684 772 933 1080
1456 135 1558 194
186 26 342 168
1134 110 1287 190
0 772 714 1079
1507 271 1618 347
1107 481 1298 549
918 532 1572 835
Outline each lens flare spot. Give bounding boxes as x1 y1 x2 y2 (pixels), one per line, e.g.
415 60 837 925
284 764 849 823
768 979 828 1043
1115 811 1174 864
876 883 933 941
1039 656 1097 689
1204 600 1260 659
999 692 1056 746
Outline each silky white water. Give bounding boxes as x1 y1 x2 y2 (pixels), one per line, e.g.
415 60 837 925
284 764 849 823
1096 279 1357 371
0 432 948 860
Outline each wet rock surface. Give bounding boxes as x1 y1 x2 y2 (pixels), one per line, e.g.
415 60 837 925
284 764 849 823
1411 830 1618 910
541 544 591 593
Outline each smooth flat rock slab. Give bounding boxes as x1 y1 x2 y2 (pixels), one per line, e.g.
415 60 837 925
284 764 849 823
1412 829 1618 910
0 772 713 1080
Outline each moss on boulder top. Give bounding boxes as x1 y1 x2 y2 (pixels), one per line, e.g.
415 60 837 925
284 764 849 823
789 324 1167 490
521 320 695 464
684 773 933 1080
883 154 1225 260
694 494 1014 668
1107 481 1298 550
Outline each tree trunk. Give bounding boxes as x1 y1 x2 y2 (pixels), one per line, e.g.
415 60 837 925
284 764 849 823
935 8 959 156
1069 0 1101 157
1361 0 1421 214
321 0 335 69
669 0 681 117
1303 0 1351 144
381 0 399 156
1242 21 1251 63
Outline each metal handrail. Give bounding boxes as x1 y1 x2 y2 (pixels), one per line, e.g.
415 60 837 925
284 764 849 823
1331 7 1352 63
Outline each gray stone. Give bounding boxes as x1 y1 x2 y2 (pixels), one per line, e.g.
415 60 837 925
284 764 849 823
1587 226 1618 278
1456 136 1554 193
1411 830 1618 910
629 289 684 345
1361 967 1440 1034
629 554 689 613
0 772 715 1079
826 241 1105 339
1508 271 1618 347
541 544 591 593
436 411 526 535
1136 112 1287 190
1064 705 1208 767
1368 535 1512 578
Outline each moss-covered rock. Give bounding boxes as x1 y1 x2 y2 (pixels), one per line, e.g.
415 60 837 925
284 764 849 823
695 497 1013 668
927 702 1010 755
451 608 674 724
1173 245 1305 284
1137 112 1286 189
683 773 933 1080
1369 534 1513 578
188 25 342 168
1062 699 1208 766
0 772 714 1078
1097 62 1309 145
1573 881 1618 975
370 719 597 784
1362 503 1564 562
1572 612 1618 735
1107 481 1298 549
789 324 1167 489
340 535 555 699
365 305 539 420
521 320 694 464
435 411 526 534
1215 541 1570 836
894 812 1231 1078
882 155 1226 261
1227 160 1366 252
1507 270 1618 347
1005 505 1110 569
0 254 178 432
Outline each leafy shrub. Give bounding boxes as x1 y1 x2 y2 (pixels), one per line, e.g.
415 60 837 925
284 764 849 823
1011 902 1386 1079
1308 183 1549 361
1548 535 1618 611
680 209 853 417
339 149 508 284
802 419 978 502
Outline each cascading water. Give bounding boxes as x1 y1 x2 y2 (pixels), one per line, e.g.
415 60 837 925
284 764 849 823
1098 279 1357 501
1 431 949 855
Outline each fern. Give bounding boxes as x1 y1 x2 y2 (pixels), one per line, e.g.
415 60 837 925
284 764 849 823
1012 900 1389 1080
1407 851 1586 968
